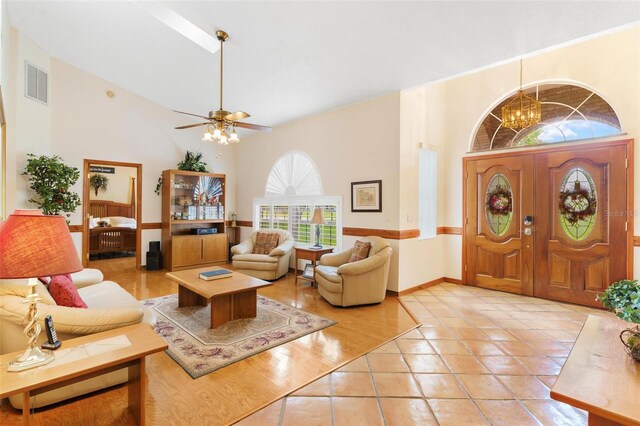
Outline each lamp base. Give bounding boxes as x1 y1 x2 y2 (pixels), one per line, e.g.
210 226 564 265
8 346 53 372
311 244 323 249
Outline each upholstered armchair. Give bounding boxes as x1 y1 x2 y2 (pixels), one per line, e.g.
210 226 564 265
231 229 295 280
0 268 154 409
315 236 393 307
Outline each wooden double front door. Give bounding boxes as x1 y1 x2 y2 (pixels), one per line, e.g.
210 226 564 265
464 140 633 307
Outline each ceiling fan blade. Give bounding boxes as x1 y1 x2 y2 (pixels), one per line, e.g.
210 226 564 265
173 110 211 120
225 111 250 121
234 122 272 132
175 122 210 130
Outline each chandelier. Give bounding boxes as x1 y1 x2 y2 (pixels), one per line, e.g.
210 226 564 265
501 60 542 129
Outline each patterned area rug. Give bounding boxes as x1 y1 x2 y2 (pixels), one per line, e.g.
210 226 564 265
143 294 336 378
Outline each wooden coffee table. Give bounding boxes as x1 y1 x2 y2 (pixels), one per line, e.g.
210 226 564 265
166 266 272 328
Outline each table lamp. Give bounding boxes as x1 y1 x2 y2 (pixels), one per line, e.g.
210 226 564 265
0 210 82 371
310 207 326 249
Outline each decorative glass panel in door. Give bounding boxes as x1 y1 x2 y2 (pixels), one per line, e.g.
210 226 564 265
485 173 513 237
558 168 597 241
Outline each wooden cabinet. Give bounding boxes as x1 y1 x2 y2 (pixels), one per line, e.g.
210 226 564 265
202 234 228 263
161 170 229 271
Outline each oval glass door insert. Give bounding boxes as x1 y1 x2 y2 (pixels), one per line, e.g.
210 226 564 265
559 167 597 241
485 173 513 236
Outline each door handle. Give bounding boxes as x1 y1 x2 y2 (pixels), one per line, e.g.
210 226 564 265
524 216 533 226
523 227 532 236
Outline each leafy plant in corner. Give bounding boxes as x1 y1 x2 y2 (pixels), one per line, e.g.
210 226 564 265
154 151 209 196
89 173 109 196
22 154 82 221
597 279 640 361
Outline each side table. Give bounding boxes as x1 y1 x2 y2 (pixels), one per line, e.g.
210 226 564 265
294 247 334 287
0 323 167 425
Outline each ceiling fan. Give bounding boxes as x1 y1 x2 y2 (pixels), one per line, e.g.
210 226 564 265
173 30 271 144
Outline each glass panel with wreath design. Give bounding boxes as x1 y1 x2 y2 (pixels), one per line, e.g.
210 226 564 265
559 168 597 241
485 173 513 237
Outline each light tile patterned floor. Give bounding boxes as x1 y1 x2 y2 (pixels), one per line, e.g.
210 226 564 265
236 283 612 425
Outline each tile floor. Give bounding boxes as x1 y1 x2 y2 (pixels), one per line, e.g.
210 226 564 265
236 283 612 426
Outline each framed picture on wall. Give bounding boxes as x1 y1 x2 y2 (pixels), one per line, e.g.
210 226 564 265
351 180 382 212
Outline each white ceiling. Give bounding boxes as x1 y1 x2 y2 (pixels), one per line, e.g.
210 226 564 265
7 1 640 130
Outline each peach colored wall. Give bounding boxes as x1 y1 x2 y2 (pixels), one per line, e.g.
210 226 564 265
236 93 402 290
89 165 137 204
400 25 640 283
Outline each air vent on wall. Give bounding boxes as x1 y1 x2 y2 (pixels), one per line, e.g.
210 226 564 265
25 61 48 105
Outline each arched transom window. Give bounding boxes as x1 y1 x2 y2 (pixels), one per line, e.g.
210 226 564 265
265 151 323 196
472 83 622 152
256 152 341 248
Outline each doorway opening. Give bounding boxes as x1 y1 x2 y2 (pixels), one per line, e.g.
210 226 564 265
463 139 633 308
82 159 142 270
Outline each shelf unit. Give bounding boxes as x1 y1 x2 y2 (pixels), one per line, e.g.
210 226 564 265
161 169 228 271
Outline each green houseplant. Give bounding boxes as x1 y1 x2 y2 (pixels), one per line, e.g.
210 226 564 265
155 151 209 195
89 173 109 196
22 154 82 221
597 279 640 361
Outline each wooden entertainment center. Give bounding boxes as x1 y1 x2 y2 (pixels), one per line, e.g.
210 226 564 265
161 170 228 271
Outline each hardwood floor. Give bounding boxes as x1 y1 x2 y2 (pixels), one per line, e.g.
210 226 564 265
0 258 417 425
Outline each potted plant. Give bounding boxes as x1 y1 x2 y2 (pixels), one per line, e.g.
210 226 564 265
155 151 209 195
89 173 109 196
22 154 82 222
597 279 640 361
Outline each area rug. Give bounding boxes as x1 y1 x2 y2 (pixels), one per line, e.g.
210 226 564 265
143 294 336 378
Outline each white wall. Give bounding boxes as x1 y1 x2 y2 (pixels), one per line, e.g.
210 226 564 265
6 29 237 263
5 28 51 214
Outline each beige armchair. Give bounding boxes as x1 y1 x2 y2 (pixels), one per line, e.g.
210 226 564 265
315 236 393 307
0 268 154 409
231 229 294 280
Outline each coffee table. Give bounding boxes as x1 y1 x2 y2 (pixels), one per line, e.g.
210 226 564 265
166 266 272 328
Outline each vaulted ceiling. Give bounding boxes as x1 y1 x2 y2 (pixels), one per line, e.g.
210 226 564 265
7 1 640 129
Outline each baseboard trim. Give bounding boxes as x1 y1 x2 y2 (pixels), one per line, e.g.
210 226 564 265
387 276 463 296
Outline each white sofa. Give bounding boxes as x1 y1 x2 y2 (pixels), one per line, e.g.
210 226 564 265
231 229 294 280
0 268 155 409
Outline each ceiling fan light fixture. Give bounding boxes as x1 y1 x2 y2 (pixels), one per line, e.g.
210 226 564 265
174 29 272 143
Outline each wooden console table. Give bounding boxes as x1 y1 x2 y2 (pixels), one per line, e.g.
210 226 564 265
294 247 334 287
551 315 640 426
0 323 167 425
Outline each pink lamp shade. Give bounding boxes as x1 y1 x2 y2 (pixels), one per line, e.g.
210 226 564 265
0 210 82 279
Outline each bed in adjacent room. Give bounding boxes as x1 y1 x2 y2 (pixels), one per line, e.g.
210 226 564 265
89 200 137 256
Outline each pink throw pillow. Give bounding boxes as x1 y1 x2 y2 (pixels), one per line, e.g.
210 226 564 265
48 274 87 308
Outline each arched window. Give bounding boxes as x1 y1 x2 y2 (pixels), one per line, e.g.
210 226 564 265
255 152 341 248
472 83 622 151
265 151 323 196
